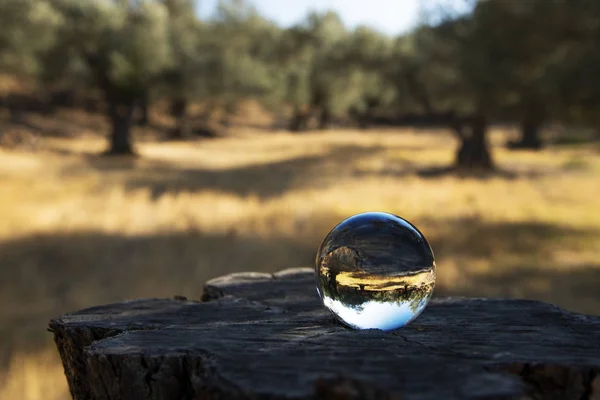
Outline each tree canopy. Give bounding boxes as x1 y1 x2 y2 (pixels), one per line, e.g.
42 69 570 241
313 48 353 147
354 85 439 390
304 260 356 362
1 0 599 164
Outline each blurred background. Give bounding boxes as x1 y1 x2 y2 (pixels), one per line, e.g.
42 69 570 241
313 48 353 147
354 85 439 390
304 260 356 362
1 0 599 398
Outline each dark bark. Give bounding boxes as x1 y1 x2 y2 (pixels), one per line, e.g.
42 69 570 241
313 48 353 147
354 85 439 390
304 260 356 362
168 97 189 140
454 114 494 170
82 52 137 155
50 268 600 400
107 101 135 155
508 119 543 150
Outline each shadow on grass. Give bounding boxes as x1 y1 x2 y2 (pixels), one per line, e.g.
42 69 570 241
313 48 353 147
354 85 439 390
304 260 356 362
426 218 600 315
425 218 598 259
66 142 555 200
361 164 551 180
94 144 400 199
436 264 600 314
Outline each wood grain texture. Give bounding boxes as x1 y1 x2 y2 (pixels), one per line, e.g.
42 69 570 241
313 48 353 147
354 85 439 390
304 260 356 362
49 267 600 400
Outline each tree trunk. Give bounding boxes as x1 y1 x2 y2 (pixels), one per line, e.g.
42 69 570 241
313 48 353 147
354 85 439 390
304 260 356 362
136 90 150 127
289 107 309 132
358 115 369 130
168 97 189 140
107 102 135 155
359 98 380 130
318 106 331 130
508 119 543 150
50 267 600 400
7 94 24 124
455 114 494 170
8 105 24 124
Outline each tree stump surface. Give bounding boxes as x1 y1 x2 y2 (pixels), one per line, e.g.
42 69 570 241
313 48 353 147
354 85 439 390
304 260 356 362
49 267 600 400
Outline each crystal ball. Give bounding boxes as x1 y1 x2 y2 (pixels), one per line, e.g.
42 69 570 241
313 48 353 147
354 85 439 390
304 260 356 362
315 212 435 330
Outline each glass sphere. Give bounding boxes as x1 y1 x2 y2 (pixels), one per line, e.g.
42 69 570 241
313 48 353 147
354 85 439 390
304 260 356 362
315 212 435 331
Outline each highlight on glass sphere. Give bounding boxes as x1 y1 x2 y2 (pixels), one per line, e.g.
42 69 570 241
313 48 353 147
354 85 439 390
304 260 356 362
315 212 435 331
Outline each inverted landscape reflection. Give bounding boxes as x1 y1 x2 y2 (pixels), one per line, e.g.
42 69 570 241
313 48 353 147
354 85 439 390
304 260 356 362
315 212 436 331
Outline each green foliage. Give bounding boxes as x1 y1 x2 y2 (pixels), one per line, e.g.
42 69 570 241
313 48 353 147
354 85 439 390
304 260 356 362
52 0 171 101
211 1 281 104
272 11 394 122
3 0 600 138
0 0 61 77
161 0 205 99
304 12 355 116
271 11 350 115
341 27 395 114
410 0 600 129
162 0 282 112
543 0 600 126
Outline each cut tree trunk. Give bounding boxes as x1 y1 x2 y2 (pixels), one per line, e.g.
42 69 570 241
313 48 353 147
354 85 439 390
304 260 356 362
107 102 135 155
50 268 600 400
455 114 494 170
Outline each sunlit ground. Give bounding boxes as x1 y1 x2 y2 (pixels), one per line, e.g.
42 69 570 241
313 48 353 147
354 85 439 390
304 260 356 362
1 121 599 399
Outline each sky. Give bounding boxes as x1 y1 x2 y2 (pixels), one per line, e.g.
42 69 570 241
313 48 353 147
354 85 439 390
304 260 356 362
198 0 423 36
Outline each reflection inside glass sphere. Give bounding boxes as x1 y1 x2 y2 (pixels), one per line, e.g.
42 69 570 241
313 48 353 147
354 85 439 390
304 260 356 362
315 212 435 331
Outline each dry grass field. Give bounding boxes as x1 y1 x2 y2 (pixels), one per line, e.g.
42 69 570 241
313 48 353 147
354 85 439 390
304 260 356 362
0 114 599 399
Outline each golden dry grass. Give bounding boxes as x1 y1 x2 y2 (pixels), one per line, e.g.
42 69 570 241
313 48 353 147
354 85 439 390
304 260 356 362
1 123 599 399
335 269 437 291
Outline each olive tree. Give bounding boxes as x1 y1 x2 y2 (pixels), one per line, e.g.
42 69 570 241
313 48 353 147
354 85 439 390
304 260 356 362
276 12 357 131
53 0 172 154
163 0 279 138
0 0 61 121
